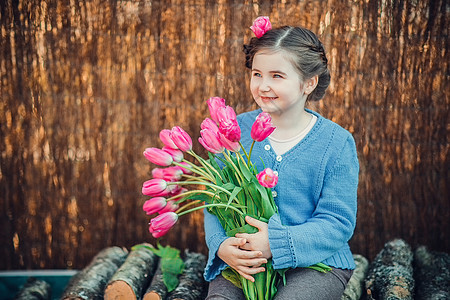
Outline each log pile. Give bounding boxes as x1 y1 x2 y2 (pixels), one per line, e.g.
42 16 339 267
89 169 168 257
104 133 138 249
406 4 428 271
10 240 449 300
413 246 450 300
365 239 415 300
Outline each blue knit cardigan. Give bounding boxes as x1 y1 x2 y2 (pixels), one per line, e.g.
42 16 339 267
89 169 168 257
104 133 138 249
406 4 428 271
203 108 359 282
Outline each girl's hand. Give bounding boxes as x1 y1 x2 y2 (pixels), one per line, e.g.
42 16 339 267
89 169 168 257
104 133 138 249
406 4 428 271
235 216 272 259
217 237 267 282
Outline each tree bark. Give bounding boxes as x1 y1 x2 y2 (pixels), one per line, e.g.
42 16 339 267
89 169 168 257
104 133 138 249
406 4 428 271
365 239 415 300
14 277 51 300
167 250 208 300
413 246 450 300
61 246 128 300
104 244 159 300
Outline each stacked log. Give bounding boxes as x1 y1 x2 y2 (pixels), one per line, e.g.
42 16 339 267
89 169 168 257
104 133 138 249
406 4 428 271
365 239 415 300
14 277 51 300
143 261 169 300
413 246 450 300
104 244 159 299
61 246 128 300
341 254 369 300
166 250 207 300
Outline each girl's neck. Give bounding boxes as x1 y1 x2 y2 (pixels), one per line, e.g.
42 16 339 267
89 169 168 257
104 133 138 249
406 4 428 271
269 109 313 141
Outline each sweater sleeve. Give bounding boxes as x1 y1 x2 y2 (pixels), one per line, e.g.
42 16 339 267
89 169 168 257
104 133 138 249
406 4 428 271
203 208 229 281
268 135 359 269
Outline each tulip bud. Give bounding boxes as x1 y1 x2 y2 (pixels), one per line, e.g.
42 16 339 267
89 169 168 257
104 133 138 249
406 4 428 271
162 146 184 162
199 129 225 154
251 112 276 142
152 166 183 182
149 212 178 238
219 133 241 152
143 147 174 166
256 168 278 188
143 197 167 215
170 126 193 152
142 178 169 196
207 97 226 124
159 129 178 149
217 106 241 142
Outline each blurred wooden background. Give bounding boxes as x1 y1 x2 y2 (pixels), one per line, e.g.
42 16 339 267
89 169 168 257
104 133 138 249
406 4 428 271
1 0 448 270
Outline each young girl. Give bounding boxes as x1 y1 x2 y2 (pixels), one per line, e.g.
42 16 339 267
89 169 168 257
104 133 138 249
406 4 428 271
204 17 359 300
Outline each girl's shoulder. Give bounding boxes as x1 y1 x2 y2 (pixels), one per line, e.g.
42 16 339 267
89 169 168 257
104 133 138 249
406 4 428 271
307 109 354 140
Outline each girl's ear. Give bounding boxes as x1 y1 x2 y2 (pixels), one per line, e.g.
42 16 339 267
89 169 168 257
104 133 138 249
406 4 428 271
303 75 319 95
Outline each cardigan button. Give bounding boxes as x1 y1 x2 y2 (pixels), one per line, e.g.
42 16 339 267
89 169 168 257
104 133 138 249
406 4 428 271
264 145 271 151
272 191 278 197
276 155 282 162
273 171 279 176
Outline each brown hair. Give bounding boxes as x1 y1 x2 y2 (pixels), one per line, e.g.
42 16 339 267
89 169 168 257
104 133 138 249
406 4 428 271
243 26 330 101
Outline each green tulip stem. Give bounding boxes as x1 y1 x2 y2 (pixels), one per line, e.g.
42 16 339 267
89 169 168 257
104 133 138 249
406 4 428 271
247 140 256 166
169 181 232 197
177 203 245 217
239 141 250 162
222 152 245 184
187 150 223 182
173 160 214 182
167 189 218 204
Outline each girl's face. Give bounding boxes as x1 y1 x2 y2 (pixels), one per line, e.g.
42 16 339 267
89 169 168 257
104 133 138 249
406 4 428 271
250 50 308 117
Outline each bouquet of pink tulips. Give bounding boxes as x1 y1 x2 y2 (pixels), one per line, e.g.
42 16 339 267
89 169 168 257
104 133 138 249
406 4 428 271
141 97 328 300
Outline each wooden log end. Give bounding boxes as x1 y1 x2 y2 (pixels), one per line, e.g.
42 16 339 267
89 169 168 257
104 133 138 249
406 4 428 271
104 281 136 300
143 291 163 300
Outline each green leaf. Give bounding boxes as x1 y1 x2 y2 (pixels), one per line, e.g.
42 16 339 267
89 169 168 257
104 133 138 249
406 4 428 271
225 186 243 209
237 156 253 182
149 244 185 292
226 223 259 237
183 192 213 203
221 267 242 289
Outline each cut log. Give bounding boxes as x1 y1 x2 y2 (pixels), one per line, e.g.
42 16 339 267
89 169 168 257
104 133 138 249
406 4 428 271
61 246 128 300
413 246 450 300
365 239 415 300
166 250 208 300
341 254 369 300
14 277 51 300
104 243 159 300
143 260 168 300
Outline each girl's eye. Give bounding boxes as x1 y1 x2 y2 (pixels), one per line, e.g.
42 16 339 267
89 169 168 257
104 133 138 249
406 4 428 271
252 72 262 77
273 74 283 78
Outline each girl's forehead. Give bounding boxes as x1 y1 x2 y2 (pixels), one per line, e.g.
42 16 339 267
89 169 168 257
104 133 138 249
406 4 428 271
253 50 297 70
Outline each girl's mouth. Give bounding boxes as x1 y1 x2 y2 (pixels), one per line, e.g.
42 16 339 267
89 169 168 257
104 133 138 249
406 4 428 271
260 96 278 101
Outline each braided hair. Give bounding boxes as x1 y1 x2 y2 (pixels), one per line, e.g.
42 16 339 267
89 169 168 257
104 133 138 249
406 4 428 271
243 26 330 101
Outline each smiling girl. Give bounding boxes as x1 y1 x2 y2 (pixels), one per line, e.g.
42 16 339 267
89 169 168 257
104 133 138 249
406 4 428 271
204 17 359 300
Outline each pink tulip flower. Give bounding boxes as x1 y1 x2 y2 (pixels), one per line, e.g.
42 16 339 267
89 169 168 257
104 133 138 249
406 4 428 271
162 146 184 162
149 212 178 238
207 97 226 124
170 126 193 152
143 197 167 215
217 106 241 142
219 133 241 152
176 162 193 175
251 112 276 142
152 167 183 182
201 118 220 131
159 129 178 149
159 200 179 214
142 178 169 196
250 16 272 38
256 168 278 188
199 129 225 154
143 147 174 166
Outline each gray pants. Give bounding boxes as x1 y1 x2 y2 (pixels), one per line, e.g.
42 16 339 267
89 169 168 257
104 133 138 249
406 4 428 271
206 268 353 300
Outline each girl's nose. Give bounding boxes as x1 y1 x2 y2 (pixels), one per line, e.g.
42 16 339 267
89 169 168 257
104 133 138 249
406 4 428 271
260 79 271 92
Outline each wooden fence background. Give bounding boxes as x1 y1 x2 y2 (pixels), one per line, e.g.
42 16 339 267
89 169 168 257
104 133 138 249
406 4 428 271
1 0 448 270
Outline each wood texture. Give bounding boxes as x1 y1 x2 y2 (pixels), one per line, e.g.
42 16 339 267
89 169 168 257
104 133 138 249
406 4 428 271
0 0 448 270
